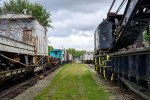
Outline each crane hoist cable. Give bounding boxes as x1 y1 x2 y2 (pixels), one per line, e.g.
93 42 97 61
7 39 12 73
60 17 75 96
108 0 116 14
116 0 128 14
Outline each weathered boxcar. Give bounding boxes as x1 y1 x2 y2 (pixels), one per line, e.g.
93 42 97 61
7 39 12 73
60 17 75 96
0 13 48 81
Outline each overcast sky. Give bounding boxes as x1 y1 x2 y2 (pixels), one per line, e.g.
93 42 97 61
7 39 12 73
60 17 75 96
0 0 126 51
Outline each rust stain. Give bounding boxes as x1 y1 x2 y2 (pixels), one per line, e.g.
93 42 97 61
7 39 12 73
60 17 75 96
23 29 35 45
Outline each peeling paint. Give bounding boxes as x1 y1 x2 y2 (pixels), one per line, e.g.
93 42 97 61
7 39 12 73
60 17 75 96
0 14 48 56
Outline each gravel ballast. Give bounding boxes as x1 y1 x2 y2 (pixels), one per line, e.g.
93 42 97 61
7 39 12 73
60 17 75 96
87 64 144 100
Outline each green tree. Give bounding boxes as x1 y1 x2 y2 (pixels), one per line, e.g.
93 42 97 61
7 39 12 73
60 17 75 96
48 46 54 55
144 29 150 44
66 48 86 59
66 48 76 58
0 0 52 28
75 50 86 58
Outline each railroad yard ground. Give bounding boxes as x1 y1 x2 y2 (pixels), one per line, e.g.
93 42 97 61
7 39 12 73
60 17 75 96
35 63 109 100
14 63 143 100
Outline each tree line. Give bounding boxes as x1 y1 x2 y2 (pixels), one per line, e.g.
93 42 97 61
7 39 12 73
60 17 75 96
48 46 86 59
66 48 86 59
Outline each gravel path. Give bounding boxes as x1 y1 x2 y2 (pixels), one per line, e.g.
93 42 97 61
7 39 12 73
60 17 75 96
13 67 63 100
87 64 144 100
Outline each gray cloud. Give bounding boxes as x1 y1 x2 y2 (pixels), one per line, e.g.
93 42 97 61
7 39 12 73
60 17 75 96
33 0 111 12
47 7 108 37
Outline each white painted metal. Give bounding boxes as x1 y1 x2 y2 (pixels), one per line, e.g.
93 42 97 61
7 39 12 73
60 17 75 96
68 53 73 61
83 52 94 61
94 29 100 50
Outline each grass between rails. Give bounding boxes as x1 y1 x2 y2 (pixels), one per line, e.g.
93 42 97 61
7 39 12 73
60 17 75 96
35 63 109 100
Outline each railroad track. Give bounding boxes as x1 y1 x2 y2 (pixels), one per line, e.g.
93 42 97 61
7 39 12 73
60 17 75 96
87 64 95 69
87 64 144 100
0 65 60 100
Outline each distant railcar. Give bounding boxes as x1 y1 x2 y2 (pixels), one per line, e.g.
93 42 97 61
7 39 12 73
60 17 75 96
63 50 73 63
50 49 73 64
68 53 73 63
82 52 94 64
50 49 64 63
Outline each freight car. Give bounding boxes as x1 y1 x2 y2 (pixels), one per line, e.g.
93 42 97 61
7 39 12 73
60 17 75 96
82 52 94 64
94 0 150 99
50 49 64 63
63 50 73 63
0 13 51 82
50 49 73 64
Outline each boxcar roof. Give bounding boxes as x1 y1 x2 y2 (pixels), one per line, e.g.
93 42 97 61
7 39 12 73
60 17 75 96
0 14 35 20
50 49 63 52
0 13 47 30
